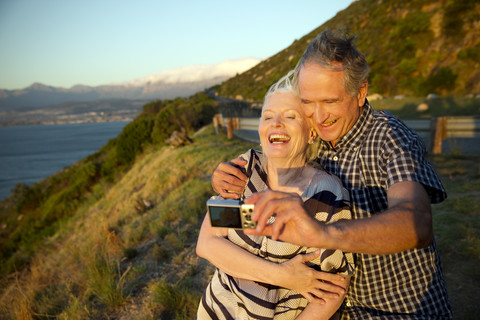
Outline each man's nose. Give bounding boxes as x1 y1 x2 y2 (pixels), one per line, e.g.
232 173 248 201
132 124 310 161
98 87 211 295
314 107 329 123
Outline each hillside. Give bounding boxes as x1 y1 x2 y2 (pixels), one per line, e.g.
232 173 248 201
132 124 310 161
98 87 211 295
1 0 480 318
215 0 480 101
1 124 479 318
0 125 257 319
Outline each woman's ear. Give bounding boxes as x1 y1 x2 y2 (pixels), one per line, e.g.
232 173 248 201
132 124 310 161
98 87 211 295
309 128 317 144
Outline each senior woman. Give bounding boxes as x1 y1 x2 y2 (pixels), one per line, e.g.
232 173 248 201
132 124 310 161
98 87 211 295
196 73 354 319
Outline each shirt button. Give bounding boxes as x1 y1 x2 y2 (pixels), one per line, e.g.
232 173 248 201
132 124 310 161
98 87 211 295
333 156 339 161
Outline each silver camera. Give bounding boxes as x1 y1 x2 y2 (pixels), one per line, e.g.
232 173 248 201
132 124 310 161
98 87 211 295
207 198 256 229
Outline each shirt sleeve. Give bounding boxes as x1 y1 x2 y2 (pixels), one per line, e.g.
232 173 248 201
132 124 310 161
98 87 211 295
383 126 447 204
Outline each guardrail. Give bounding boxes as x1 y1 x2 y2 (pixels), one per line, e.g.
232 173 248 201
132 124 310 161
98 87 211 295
214 114 480 155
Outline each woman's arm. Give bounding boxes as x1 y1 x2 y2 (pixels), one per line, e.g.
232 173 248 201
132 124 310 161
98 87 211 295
196 213 347 301
295 277 351 320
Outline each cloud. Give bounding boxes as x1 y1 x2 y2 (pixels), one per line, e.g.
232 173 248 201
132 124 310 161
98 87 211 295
125 58 261 86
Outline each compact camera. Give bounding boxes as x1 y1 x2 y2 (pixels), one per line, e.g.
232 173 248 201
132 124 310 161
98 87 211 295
207 198 256 229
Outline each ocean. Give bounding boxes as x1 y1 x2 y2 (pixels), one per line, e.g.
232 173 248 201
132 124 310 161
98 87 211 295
0 121 129 201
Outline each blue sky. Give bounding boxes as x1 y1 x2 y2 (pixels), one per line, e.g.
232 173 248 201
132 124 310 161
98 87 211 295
0 0 353 90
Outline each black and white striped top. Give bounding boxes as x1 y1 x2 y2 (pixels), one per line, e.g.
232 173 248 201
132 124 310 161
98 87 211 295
197 149 354 320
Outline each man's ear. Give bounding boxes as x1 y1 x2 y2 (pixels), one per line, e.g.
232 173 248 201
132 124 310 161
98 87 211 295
357 81 368 107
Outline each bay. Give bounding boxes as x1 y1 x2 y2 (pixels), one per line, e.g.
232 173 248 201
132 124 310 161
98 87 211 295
0 121 129 201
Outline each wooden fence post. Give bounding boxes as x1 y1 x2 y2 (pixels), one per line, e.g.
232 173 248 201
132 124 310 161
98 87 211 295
430 116 447 155
227 118 234 139
213 113 222 134
226 117 239 140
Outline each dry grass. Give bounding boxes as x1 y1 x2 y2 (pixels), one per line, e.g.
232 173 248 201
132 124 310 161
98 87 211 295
0 126 478 319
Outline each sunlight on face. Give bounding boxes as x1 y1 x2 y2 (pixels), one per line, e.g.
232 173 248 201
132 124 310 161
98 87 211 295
298 63 365 147
258 91 310 167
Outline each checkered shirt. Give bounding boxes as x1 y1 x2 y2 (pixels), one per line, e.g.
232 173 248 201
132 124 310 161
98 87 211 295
315 101 452 319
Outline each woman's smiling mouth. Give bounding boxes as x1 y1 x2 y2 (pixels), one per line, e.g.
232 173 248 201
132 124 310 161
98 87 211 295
269 134 291 144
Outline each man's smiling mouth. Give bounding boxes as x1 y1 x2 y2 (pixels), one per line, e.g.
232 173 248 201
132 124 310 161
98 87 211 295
320 119 337 127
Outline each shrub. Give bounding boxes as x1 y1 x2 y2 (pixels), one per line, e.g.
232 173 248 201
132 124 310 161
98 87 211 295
151 104 185 145
116 117 154 166
420 67 458 95
442 0 477 36
85 253 130 307
150 280 200 320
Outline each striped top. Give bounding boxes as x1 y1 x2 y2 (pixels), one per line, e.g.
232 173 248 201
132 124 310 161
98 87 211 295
197 149 354 320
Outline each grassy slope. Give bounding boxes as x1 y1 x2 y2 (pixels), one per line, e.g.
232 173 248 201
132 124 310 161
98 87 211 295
0 125 479 319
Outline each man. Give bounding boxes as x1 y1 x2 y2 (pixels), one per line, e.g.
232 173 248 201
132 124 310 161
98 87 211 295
212 29 452 319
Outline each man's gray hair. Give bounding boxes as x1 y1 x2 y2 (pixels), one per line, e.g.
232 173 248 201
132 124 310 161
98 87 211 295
294 29 370 97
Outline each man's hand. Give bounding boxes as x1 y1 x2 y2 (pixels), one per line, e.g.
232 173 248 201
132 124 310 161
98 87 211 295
245 190 327 248
211 157 248 199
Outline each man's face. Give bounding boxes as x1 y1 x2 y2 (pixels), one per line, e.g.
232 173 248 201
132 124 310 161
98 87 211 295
298 63 367 147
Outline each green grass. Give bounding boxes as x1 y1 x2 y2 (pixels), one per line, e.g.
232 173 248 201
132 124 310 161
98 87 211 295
430 154 480 319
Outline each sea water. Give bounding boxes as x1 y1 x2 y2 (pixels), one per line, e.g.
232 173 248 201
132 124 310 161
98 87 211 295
0 121 128 200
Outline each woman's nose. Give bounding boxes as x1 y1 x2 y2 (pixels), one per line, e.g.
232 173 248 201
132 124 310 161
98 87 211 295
273 115 284 127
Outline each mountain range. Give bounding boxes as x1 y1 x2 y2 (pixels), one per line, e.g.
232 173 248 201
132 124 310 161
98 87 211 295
0 58 260 111
0 58 260 126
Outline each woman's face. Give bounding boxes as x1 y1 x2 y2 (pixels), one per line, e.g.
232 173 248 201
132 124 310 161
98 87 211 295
258 91 311 166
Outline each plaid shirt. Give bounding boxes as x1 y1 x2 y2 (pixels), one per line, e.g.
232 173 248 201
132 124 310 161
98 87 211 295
316 101 452 319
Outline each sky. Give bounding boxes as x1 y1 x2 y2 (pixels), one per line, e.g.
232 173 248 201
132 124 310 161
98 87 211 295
0 0 354 90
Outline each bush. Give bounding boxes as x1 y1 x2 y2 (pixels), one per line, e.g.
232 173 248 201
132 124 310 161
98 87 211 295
143 100 166 115
151 104 185 145
442 0 477 36
419 67 458 95
150 280 200 319
116 117 154 166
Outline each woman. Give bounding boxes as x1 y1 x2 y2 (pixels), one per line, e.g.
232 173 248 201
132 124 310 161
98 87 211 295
196 73 354 319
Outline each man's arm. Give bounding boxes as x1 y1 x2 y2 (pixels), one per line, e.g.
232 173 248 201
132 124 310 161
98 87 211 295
196 213 347 301
325 180 433 253
211 158 248 199
246 181 433 254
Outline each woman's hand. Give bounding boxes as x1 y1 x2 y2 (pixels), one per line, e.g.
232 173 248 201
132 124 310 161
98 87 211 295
277 251 347 303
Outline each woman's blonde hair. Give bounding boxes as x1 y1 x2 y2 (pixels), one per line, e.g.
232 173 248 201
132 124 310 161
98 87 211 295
264 70 298 100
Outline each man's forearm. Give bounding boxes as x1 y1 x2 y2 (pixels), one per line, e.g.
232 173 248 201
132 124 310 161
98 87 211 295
323 205 432 254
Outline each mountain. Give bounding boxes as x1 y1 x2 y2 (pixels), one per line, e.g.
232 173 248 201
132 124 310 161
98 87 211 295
0 58 261 111
215 0 480 102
